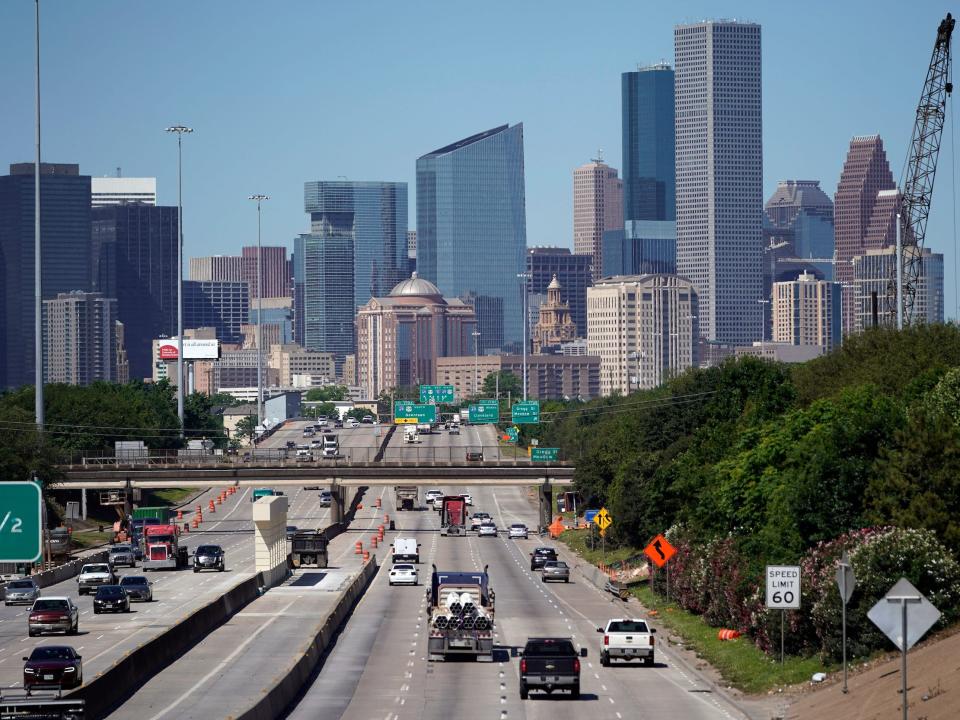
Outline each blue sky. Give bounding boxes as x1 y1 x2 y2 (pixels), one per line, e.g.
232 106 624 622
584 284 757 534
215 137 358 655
1 0 957 318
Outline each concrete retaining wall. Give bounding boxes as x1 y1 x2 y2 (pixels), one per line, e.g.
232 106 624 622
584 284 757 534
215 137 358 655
235 558 380 720
35 550 109 589
72 572 263 719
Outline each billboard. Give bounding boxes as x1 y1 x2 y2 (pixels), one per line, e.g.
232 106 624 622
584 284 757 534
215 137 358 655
156 338 221 360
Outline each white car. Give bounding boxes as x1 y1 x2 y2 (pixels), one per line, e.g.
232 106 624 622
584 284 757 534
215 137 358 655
345 418 360 428
478 523 498 537
424 490 444 505
459 493 473 506
388 563 419 586
508 523 529 539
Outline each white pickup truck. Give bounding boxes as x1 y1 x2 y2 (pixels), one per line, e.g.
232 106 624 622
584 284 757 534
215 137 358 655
597 618 657 666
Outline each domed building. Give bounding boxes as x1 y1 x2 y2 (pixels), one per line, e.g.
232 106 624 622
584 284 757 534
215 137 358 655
356 273 477 398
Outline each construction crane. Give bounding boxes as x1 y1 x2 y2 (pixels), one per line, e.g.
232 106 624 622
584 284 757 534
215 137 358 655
890 13 954 326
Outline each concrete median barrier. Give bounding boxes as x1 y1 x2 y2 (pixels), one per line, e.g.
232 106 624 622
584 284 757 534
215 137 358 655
72 571 264 718
234 558 380 720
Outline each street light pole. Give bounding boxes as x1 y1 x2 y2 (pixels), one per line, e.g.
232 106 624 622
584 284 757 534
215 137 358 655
472 330 481 396
165 125 192 438
517 272 531 401
34 0 43 431
248 195 269 428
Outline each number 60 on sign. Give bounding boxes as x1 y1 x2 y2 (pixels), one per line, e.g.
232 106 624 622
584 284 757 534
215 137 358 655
766 565 801 610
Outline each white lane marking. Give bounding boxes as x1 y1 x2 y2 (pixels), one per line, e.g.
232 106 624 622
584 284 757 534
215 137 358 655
144 598 298 720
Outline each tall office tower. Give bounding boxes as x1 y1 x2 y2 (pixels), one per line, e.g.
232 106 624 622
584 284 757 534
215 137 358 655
42 291 120 385
406 230 417 276
91 177 156 207
182 281 249 344
601 221 677 278
587 274 698 395
417 124 527 352
622 63 675 223
189 255 243 282
834 136 897 334
303 181 408 311
675 21 763 344
0 163 92 389
852 246 944 330
92 204 178 380
526 247 592 337
242 246 289 299
293 232 354 369
771 271 842 352
573 158 623 280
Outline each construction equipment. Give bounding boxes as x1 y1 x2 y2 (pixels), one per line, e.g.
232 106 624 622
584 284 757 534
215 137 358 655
890 12 954 324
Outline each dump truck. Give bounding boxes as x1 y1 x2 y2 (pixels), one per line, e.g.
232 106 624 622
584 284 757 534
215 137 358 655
142 524 188 570
440 496 468 536
395 485 418 511
427 565 495 662
290 530 329 568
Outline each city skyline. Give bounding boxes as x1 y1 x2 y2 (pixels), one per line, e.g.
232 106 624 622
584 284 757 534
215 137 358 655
1 2 955 317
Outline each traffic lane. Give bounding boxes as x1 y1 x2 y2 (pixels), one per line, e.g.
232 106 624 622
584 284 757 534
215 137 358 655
0 484 322 690
334 491 512 720
383 422 500 463
107 487 390 720
287 488 439 720
481 486 740 720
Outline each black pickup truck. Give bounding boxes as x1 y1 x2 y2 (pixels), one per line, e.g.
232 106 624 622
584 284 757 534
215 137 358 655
518 637 587 699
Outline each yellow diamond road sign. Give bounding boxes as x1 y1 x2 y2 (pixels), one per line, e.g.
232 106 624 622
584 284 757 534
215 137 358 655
593 507 612 531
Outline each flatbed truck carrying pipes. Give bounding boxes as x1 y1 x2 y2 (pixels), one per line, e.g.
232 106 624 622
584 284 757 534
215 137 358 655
426 565 495 662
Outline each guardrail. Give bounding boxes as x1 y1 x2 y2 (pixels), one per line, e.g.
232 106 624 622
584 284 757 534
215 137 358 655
57 444 570 468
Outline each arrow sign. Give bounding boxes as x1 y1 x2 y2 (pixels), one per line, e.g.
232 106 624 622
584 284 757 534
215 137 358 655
593 507 612 531
643 534 676 568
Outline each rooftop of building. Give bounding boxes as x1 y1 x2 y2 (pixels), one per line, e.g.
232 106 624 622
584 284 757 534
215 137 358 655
389 272 443 298
421 125 512 158
9 162 81 176
765 180 834 210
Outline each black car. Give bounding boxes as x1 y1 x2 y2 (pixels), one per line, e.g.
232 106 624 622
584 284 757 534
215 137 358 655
93 585 130 614
530 546 558 571
285 440 296 449
286 525 299 541
194 544 225 572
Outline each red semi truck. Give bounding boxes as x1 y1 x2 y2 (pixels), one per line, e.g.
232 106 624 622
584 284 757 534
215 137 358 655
142 524 188 570
440 496 468 536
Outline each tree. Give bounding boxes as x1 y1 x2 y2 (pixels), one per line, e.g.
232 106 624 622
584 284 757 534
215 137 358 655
482 371 521 397
234 415 259 443
305 385 348 402
311 402 338 418
345 408 371 422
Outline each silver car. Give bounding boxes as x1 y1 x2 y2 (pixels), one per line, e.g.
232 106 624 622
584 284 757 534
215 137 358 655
109 544 137 568
4 578 40 606
478 523 498 537
541 560 570 583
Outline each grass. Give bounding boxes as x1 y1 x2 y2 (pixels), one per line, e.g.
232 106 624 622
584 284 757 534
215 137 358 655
71 529 113 550
633 585 833 694
558 530 834 694
149 488 202 506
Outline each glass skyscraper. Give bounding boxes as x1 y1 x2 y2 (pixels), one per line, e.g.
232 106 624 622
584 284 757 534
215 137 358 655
622 64 675 223
92 203 178 381
0 163 92 389
416 124 527 352
303 181 408 311
293 233 354 370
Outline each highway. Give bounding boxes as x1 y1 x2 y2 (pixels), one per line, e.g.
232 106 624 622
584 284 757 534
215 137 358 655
288 425 742 720
0 420 371 694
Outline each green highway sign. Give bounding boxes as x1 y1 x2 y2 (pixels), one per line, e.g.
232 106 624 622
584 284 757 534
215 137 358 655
511 400 540 424
468 403 499 423
394 402 438 424
0 482 43 563
531 447 559 462
419 384 455 404
506 426 519 443
477 399 499 407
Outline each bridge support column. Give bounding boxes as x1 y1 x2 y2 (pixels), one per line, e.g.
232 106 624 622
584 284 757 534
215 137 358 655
252 494 289 588
330 479 343 525
538 482 553 532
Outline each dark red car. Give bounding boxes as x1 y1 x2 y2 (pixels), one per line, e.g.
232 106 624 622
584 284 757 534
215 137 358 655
22 645 82 690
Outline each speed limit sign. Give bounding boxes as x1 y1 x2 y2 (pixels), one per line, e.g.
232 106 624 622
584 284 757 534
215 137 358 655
766 565 801 610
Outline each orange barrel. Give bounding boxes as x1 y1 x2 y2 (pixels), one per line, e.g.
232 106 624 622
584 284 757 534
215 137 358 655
362 551 370 561
355 541 363 554
371 536 378 548
384 514 390 524
375 498 382 508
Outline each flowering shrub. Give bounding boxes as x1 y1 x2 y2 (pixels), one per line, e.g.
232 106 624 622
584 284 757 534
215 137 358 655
649 525 960 660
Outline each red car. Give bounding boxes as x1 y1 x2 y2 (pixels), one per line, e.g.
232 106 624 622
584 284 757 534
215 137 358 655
22 645 82 690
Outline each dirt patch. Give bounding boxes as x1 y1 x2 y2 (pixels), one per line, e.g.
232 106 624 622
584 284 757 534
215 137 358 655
785 628 960 720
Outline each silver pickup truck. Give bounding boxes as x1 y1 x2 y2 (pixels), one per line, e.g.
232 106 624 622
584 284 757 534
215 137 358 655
597 618 657 666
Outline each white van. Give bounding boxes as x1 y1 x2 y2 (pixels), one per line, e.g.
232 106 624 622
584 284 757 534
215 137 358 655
392 537 420 563
322 433 339 459
404 426 418 444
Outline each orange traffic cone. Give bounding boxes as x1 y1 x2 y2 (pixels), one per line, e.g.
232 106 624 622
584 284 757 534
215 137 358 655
208 500 216 513
355 541 363 554
362 550 370 561
176 509 183 520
